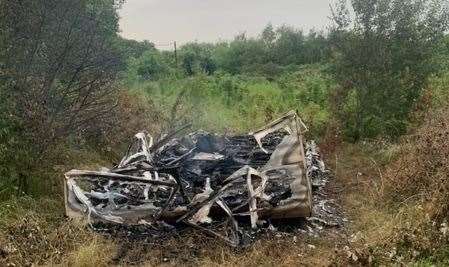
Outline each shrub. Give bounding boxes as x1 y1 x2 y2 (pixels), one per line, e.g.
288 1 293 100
126 50 173 82
0 0 124 196
384 107 449 220
330 0 449 140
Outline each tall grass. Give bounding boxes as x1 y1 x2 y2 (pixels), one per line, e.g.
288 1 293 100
125 64 334 136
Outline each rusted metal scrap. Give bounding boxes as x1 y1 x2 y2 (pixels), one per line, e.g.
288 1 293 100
64 111 324 246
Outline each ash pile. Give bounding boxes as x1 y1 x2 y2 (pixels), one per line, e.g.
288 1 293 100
64 111 334 246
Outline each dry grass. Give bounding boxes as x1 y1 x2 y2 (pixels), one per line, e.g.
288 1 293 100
0 197 115 266
384 107 449 218
66 237 116 266
0 203 344 266
111 232 343 267
330 108 449 265
0 195 346 266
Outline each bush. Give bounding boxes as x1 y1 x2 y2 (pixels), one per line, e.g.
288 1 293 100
348 106 449 264
126 50 174 82
0 87 34 200
0 0 124 197
384 107 449 220
330 0 449 140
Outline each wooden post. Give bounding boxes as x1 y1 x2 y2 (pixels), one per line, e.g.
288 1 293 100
174 41 178 66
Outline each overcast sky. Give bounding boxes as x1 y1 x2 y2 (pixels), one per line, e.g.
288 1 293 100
119 0 334 49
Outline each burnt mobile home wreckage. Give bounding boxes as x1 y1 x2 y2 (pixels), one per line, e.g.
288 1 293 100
64 111 329 246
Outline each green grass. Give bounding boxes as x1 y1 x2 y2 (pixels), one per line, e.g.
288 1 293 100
125 65 334 136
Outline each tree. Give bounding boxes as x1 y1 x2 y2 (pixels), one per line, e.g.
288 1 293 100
303 30 329 64
330 0 449 140
116 37 155 69
261 23 276 48
214 35 267 75
127 50 172 81
272 25 305 65
213 25 330 76
179 43 217 76
0 0 124 194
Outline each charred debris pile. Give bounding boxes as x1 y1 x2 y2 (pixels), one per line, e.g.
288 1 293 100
64 111 337 246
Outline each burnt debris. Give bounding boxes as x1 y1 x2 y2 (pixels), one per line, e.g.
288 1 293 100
64 111 333 246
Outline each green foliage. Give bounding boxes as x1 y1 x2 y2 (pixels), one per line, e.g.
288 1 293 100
127 25 330 80
0 0 124 197
429 72 449 108
129 65 333 136
116 38 155 63
212 38 264 75
211 27 329 77
0 87 25 199
179 43 217 75
330 0 449 140
278 65 335 135
126 50 173 82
